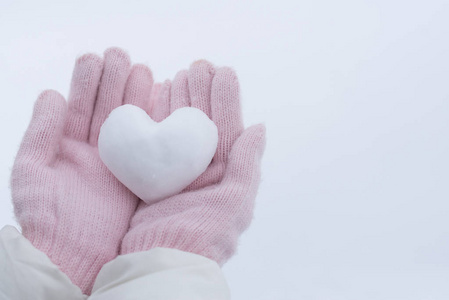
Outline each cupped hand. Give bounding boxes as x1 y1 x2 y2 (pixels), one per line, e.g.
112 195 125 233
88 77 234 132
11 48 153 294
121 60 266 265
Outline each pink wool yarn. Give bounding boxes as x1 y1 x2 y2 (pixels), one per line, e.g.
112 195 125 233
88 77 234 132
121 60 266 265
10 48 154 294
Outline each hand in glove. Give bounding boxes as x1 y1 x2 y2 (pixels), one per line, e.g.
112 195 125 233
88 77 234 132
121 60 266 265
11 48 154 294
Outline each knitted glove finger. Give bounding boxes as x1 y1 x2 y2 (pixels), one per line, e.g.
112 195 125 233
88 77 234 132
210 67 244 164
222 124 266 183
170 70 189 113
89 48 131 146
188 60 214 118
147 82 162 116
123 64 153 111
16 90 67 165
64 53 103 142
151 79 171 122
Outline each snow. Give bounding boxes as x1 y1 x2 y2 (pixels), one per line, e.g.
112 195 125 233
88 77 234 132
98 105 218 204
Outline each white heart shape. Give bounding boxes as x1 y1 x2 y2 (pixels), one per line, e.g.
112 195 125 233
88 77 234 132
98 105 218 204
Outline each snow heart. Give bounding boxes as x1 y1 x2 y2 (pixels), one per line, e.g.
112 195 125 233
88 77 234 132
98 105 218 204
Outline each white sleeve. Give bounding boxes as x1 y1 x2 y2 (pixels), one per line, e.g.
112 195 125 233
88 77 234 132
0 225 87 300
0 225 231 300
90 248 231 300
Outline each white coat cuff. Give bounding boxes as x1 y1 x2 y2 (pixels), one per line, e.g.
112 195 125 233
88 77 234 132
0 225 230 300
0 225 87 300
90 247 231 299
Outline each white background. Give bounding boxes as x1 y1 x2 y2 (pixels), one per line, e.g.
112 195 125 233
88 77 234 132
1 0 449 299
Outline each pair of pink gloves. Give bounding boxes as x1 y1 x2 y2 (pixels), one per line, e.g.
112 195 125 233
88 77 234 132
10 48 266 295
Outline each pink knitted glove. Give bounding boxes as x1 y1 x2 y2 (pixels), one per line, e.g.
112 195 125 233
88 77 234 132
121 60 266 265
10 48 154 294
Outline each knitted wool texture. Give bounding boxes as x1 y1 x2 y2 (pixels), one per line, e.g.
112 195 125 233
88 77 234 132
10 48 154 295
121 60 266 265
